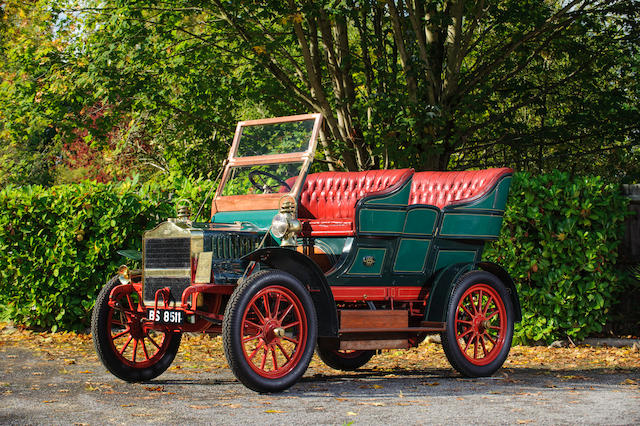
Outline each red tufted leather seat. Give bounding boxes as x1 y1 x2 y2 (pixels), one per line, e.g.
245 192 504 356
408 168 513 209
297 169 413 236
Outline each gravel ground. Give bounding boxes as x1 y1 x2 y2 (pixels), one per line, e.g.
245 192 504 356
1 341 639 425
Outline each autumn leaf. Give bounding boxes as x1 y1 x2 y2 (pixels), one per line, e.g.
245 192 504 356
264 410 286 413
346 412 358 416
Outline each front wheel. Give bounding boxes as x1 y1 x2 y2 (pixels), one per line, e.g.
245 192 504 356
223 270 317 393
91 276 181 382
441 270 514 377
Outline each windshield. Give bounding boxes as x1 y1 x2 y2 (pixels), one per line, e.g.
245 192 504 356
235 120 315 157
213 114 321 213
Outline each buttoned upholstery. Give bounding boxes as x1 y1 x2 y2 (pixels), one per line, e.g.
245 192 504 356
296 169 413 236
408 168 513 208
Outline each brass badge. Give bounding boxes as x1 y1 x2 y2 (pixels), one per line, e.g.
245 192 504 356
362 256 376 267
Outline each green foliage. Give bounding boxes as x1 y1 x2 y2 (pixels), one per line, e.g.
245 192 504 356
0 176 215 331
484 172 629 344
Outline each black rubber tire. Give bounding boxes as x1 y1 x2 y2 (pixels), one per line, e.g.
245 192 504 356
316 344 375 371
91 276 181 382
222 270 318 393
441 270 514 377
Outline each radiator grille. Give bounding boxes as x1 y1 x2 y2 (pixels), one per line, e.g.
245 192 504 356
207 233 261 259
144 277 190 304
144 238 190 268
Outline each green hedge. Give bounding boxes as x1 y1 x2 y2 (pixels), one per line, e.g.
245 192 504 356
0 172 630 340
484 171 629 344
0 175 214 331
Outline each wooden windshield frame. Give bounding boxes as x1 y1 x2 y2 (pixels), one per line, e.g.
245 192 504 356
212 113 322 215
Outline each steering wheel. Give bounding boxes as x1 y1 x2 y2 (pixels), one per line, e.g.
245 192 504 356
248 170 291 193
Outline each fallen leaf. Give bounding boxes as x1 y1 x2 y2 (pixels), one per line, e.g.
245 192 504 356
517 420 533 424
144 386 165 392
188 405 211 410
120 404 135 407
264 410 285 413
347 412 358 416
42 400 57 403
620 379 637 385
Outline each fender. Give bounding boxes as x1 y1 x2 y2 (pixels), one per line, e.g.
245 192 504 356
242 247 339 338
477 261 522 322
424 261 522 323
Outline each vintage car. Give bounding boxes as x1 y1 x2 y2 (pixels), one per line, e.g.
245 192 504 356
92 113 521 393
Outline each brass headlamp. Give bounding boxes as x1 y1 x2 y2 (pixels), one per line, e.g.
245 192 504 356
271 195 301 247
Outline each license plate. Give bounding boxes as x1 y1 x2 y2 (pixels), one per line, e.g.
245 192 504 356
148 309 184 324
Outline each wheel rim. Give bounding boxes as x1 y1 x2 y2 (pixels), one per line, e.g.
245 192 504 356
454 283 507 366
240 285 308 379
107 294 172 368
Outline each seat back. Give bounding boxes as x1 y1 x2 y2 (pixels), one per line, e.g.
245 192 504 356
409 168 513 209
299 169 412 220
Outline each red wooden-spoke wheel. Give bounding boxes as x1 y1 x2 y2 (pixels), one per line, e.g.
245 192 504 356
240 285 308 378
223 270 317 393
107 303 173 369
454 284 507 366
441 271 514 377
92 276 181 382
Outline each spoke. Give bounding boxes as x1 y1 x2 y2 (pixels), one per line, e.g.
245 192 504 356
132 339 138 363
260 347 268 370
243 319 263 332
282 335 299 345
483 295 494 315
271 347 278 370
248 340 264 360
111 328 130 340
278 303 294 322
473 336 478 359
119 336 133 355
477 289 483 314
141 339 150 360
456 319 473 325
460 304 474 318
485 333 496 346
273 294 282 320
263 294 271 319
479 335 488 357
146 334 161 349
457 327 474 340
276 343 291 362
281 320 300 330
486 310 499 320
489 325 502 330
250 303 266 324
242 334 260 343
463 334 474 353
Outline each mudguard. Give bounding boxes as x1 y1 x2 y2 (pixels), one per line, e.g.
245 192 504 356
242 247 339 338
424 261 522 323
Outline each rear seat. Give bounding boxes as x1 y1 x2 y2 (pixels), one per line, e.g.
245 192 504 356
297 169 413 236
408 168 513 208
295 167 512 237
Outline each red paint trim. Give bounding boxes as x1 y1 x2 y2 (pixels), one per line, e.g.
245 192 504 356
331 286 427 302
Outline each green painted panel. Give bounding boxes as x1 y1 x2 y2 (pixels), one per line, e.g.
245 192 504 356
440 213 504 238
403 208 438 235
366 180 411 206
393 239 431 272
493 176 512 210
358 209 406 234
347 248 386 275
460 194 495 210
212 210 278 229
433 250 476 272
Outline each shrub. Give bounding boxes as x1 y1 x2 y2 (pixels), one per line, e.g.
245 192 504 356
0 175 214 331
484 171 629 344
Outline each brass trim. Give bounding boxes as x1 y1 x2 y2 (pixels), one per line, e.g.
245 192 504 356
144 268 191 278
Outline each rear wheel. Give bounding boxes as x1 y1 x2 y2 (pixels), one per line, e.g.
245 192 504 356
92 276 181 382
441 271 514 377
316 343 375 371
223 270 317 393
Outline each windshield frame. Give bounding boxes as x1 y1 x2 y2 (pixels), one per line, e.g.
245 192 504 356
212 113 322 215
